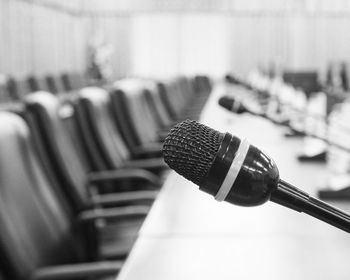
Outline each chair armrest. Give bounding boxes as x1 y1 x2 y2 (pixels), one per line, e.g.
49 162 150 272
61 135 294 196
92 190 158 206
78 206 150 223
87 168 162 187
31 261 122 280
123 158 168 171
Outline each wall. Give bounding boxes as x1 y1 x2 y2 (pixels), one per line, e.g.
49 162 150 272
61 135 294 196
2 0 350 79
0 0 86 78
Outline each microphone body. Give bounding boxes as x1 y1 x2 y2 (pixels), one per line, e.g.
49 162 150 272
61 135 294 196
163 120 350 234
200 132 279 207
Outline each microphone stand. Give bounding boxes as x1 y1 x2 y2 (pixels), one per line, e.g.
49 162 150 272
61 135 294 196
271 179 350 233
239 95 350 202
225 77 350 201
254 110 350 153
242 107 350 200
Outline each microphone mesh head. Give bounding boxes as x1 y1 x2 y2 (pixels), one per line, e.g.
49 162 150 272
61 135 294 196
163 120 224 186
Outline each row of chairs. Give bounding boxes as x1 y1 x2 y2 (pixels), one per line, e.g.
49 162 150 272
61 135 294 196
0 72 88 103
0 73 212 280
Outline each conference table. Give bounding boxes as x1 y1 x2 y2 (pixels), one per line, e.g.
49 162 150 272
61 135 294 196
117 83 350 280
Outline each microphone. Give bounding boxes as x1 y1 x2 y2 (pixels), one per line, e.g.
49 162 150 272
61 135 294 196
219 95 284 121
218 96 247 115
218 96 350 153
163 120 350 233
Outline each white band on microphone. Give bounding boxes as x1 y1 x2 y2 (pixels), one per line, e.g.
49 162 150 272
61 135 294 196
215 138 250 202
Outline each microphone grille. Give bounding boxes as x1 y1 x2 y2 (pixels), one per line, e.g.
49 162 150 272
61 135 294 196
163 120 224 186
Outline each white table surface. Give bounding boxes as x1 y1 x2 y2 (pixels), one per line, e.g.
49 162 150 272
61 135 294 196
117 84 350 280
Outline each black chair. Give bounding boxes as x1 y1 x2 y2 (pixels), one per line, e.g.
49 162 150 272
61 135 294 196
111 79 164 153
143 82 175 130
37 77 50 92
0 112 150 279
157 77 203 122
61 73 72 92
61 72 87 92
5 77 18 101
23 91 159 214
45 75 59 94
27 76 41 93
0 76 11 104
14 78 31 99
69 73 87 90
75 87 168 174
111 77 210 149
53 75 67 94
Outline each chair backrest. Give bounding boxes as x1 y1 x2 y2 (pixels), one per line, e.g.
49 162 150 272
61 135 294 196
160 78 187 119
24 92 93 212
109 87 142 151
61 73 72 92
45 75 59 94
143 82 173 128
0 76 11 104
113 79 159 146
6 77 30 101
75 87 130 170
27 76 40 92
52 75 67 94
15 79 31 99
61 73 86 92
157 81 177 120
36 77 50 92
0 112 83 279
69 73 87 90
5 77 19 101
194 75 212 94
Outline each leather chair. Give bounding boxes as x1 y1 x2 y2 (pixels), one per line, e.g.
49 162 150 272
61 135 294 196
23 92 159 215
0 112 149 279
0 76 11 104
159 76 209 121
69 73 88 90
111 79 164 152
45 75 68 95
27 76 41 93
61 73 87 92
111 77 210 148
13 79 31 99
37 77 50 92
53 75 67 94
143 82 174 130
5 77 18 101
45 75 59 94
74 87 168 174
109 86 142 152
61 73 72 92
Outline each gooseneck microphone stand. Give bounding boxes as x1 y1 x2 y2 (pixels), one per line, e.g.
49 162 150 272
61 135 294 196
225 78 350 201
271 180 350 233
